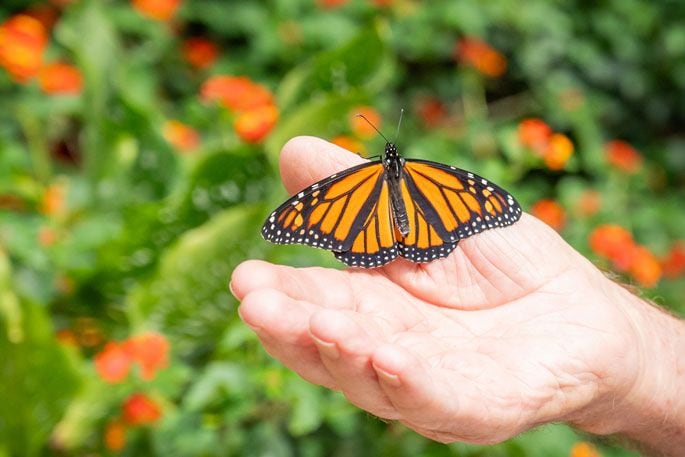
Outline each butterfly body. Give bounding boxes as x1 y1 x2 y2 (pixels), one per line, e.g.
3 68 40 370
262 142 522 268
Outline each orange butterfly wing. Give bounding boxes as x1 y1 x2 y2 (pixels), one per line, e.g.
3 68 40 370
402 159 522 243
261 162 389 256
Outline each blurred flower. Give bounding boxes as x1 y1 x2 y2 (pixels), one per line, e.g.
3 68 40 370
350 106 381 140
38 226 58 246
0 14 48 82
589 224 635 271
662 241 685 279
95 342 132 383
26 4 61 30
629 245 662 287
182 37 218 69
56 329 78 346
234 104 279 144
570 441 601 457
131 0 181 21
543 133 574 170
40 182 66 216
163 120 200 153
0 193 26 212
531 199 566 231
332 135 367 155
104 420 127 452
416 97 447 129
39 62 83 95
201 75 274 112
605 140 642 173
75 317 105 348
518 118 552 155
123 393 162 425
454 37 507 78
125 332 170 381
575 189 602 217
316 0 348 8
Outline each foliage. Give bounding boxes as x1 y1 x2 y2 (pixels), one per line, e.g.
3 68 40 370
0 0 683 455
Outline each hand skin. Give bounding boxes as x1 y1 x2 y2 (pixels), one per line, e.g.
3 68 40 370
230 136 685 456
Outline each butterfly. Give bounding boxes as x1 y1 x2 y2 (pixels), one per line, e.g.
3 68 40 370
261 141 522 268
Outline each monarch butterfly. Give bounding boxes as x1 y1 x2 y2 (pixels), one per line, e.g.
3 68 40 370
261 141 522 268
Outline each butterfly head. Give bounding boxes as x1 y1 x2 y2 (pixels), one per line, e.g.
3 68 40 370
383 142 399 160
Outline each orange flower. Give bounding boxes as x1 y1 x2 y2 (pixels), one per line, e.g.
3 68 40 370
56 329 78 346
350 106 381 140
518 118 552 155
455 37 507 78
234 104 279 144
38 226 58 246
182 37 218 69
0 14 48 82
588 224 643 272
125 332 170 381
95 342 132 383
104 420 127 452
531 199 566 231
605 140 642 173
131 0 181 21
661 241 685 279
40 182 66 216
570 441 601 457
629 245 662 287
543 133 574 170
123 393 162 425
576 189 601 217
201 75 274 112
416 97 446 129
331 135 366 155
38 62 83 95
163 120 200 153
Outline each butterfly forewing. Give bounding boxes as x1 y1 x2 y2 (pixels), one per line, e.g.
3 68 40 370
261 161 387 253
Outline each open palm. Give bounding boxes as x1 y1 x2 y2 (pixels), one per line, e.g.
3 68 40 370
231 137 643 443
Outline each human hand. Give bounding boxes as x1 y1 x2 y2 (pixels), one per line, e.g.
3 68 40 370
230 137 685 451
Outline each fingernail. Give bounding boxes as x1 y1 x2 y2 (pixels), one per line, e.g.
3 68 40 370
374 365 401 387
228 281 237 298
312 336 340 360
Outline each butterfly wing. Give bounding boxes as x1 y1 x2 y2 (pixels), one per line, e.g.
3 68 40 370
262 161 390 257
401 159 523 244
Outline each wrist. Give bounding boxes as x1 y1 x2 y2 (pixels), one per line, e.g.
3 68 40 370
576 278 685 455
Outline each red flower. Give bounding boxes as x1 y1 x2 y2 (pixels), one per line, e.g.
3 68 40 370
662 241 685 279
163 120 200 153
123 393 162 425
605 140 642 173
131 0 181 21
39 63 83 95
518 118 552 155
455 37 507 78
0 14 48 82
570 442 601 457
125 332 170 381
350 106 381 140
201 75 274 112
234 105 279 144
95 342 132 383
40 182 66 216
38 226 58 246
589 224 635 271
416 97 447 129
182 37 218 69
629 246 662 288
531 199 566 231
104 420 127 451
331 135 366 155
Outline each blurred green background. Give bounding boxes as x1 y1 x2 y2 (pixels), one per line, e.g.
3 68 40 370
0 0 684 455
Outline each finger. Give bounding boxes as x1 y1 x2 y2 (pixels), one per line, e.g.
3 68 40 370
238 288 336 389
309 309 400 420
279 136 366 194
231 259 355 308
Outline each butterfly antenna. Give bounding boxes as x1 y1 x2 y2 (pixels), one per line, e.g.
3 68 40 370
355 114 389 143
394 108 404 144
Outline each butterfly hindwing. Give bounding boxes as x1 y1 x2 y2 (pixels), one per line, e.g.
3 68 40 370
261 161 386 253
402 159 522 241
